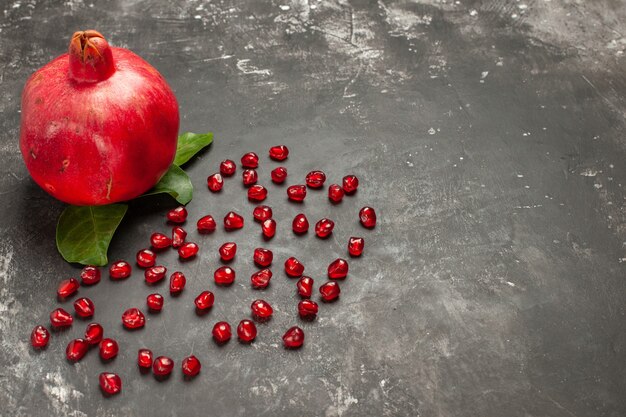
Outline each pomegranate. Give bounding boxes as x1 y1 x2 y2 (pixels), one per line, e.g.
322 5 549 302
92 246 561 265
30 325 50 348
153 356 174 376
207 173 224 192
269 145 289 161
99 372 122 395
197 215 216 233
328 184 344 203
241 152 259 168
182 355 201 377
271 167 288 183
298 300 319 319
261 219 276 239
305 170 326 188
296 276 314 298
251 299 273 319
253 248 273 267
194 291 215 311
138 348 153 369
348 237 364 257
282 326 305 349
84 323 104 345
99 338 119 360
20 30 179 205
250 269 272 289
146 293 164 312
220 159 236 176
73 297 95 318
80 266 101 285
150 232 171 250
287 185 306 202
237 320 257 343
253 205 272 222
219 242 237 261
212 321 232 343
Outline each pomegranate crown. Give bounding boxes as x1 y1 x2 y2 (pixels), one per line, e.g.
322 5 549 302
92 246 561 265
68 30 115 83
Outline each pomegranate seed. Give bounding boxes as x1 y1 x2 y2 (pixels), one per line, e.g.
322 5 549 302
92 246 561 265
282 326 304 349
251 269 272 289
167 206 188 223
241 152 259 168
109 260 131 280
242 169 258 186
251 299 273 319
224 211 244 230
99 338 119 360
253 205 272 222
73 297 95 318
320 281 340 301
182 355 201 377
298 299 319 319
178 242 199 259
30 325 50 348
138 349 153 368
122 308 145 329
80 266 101 285
359 206 377 228
150 232 172 250
57 278 79 299
172 226 187 248
315 218 335 238
328 184 344 203
153 356 174 376
305 170 326 188
292 213 309 234
296 276 314 298
237 319 257 343
287 184 306 202
220 159 237 176
262 219 276 239
197 215 217 233
145 265 167 284
248 184 268 202
66 338 89 361
99 372 122 395
271 167 288 183
269 145 289 161
207 173 224 192
146 293 164 312
50 308 73 328
219 242 237 261
194 291 215 311
214 266 235 285
84 323 104 345
212 321 232 343
342 175 359 194
284 257 305 277
253 248 273 267
169 271 186 295
328 258 349 279
348 237 365 257
136 248 156 268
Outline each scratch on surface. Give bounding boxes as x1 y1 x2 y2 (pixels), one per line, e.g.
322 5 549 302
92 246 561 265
236 59 272 76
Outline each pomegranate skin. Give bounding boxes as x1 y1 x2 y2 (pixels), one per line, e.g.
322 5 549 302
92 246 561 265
19 31 180 206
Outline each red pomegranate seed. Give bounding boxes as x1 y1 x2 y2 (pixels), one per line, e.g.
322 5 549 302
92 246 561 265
212 321 232 343
178 242 199 259
262 218 276 239
237 319 257 343
109 260 131 280
251 299 273 319
99 338 119 360
122 308 145 329
167 206 188 223
219 242 237 261
328 184 344 203
292 213 309 234
197 215 217 233
253 205 272 222
315 218 335 238
172 226 187 248
220 159 237 176
84 323 104 345
57 278 79 299
241 152 259 168
207 173 224 192
194 291 215 311
282 326 304 349
242 169 258 186
99 372 122 395
224 211 244 230
50 308 73 328
150 232 171 250
342 175 359 194
30 325 50 348
251 269 272 289
287 185 306 202
298 299 319 319
80 266 101 285
253 248 273 267
328 258 349 279
348 237 365 257
66 338 89 361
73 297 95 318
320 281 340 301
296 276 314 298
284 257 304 277
137 348 153 368
214 266 235 285
182 355 201 377
271 167 288 183
145 265 167 284
359 206 377 228
153 356 174 376
169 271 186 294
269 145 289 161
136 248 156 268
248 184 268 202
305 170 326 188
146 293 164 312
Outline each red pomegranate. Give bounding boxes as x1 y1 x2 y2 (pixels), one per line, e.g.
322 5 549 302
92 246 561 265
19 30 179 205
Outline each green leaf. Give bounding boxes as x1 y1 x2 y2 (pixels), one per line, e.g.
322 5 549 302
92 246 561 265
56 204 128 266
174 132 213 166
142 164 193 204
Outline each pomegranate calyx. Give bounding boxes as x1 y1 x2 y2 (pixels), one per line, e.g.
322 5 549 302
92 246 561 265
69 30 115 83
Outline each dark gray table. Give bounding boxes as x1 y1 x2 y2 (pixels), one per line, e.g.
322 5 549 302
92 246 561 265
1 1 625 416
